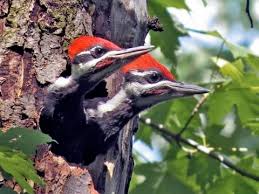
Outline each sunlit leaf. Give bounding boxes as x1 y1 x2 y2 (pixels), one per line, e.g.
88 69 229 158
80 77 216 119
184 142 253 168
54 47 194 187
150 0 189 9
209 58 259 130
212 58 243 82
0 146 44 194
0 127 53 156
244 54 259 71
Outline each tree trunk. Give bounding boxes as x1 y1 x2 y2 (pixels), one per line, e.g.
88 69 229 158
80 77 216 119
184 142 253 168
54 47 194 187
0 0 148 193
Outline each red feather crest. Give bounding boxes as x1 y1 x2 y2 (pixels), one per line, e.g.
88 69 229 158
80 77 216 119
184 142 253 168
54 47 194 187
68 36 120 60
121 54 175 80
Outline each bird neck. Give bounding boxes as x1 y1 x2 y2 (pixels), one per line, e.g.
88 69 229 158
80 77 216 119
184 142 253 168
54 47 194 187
44 75 93 124
47 73 101 101
87 89 137 140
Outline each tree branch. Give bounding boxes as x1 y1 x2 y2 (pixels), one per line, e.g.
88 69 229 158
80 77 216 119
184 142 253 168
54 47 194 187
177 93 209 136
246 0 254 28
140 117 259 182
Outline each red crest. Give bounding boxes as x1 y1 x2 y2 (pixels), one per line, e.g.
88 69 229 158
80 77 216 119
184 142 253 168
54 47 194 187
121 54 175 80
68 36 120 60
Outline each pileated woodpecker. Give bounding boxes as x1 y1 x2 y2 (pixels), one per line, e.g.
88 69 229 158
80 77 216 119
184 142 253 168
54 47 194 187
39 36 154 162
77 54 209 164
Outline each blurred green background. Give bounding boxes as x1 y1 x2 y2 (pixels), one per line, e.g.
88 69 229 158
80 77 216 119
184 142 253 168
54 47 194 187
130 0 259 193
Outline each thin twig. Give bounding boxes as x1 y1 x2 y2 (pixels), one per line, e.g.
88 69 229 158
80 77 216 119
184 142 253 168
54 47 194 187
140 117 259 182
177 40 224 137
246 0 254 28
177 93 209 136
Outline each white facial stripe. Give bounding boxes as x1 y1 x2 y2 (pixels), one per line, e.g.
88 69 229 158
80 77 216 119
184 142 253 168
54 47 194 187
71 51 115 79
130 71 156 77
77 50 91 56
126 80 172 96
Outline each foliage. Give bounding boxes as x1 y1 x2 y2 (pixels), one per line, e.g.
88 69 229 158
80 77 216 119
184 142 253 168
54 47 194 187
0 128 53 194
131 0 259 194
0 187 17 194
148 0 187 65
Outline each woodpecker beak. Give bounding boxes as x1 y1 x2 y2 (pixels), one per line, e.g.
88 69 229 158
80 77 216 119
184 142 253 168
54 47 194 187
163 81 210 97
134 80 209 109
143 80 209 97
108 45 155 59
96 45 155 69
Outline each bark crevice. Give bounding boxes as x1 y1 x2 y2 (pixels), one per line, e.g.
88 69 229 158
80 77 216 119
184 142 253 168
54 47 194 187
0 0 149 193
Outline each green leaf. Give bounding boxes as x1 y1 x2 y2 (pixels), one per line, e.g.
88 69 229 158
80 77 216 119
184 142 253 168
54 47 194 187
0 187 17 194
206 176 235 194
166 98 201 133
138 101 173 145
187 154 220 189
130 161 197 194
0 127 53 156
150 0 189 9
201 0 207 6
225 41 251 59
138 98 202 158
149 1 186 65
243 54 259 71
206 114 259 157
0 146 44 194
208 58 259 130
212 58 243 82
207 175 257 194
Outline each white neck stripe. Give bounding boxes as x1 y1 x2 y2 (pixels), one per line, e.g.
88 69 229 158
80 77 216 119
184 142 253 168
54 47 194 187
94 89 128 118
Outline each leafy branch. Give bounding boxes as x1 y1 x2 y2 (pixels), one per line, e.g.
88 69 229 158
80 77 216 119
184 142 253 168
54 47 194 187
0 146 43 194
139 117 259 182
0 128 53 194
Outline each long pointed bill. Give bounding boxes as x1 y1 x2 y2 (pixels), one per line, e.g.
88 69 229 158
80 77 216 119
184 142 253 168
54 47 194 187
95 45 154 72
107 45 155 59
165 81 209 97
136 80 208 108
134 80 209 109
142 80 209 97
89 45 154 84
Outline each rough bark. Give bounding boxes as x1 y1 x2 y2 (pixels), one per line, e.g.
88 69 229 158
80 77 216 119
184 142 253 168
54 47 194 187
0 0 148 193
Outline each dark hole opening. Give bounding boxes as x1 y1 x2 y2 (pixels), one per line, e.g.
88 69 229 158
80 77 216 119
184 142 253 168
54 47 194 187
8 45 24 55
21 113 29 120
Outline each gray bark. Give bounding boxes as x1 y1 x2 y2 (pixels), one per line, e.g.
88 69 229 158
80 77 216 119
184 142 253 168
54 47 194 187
0 0 149 193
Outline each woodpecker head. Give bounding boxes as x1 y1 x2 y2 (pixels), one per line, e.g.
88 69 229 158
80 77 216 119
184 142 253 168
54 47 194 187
121 54 209 110
68 36 154 81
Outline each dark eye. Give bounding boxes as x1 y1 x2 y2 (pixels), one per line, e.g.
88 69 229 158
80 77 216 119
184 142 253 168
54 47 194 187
91 46 106 58
148 72 161 83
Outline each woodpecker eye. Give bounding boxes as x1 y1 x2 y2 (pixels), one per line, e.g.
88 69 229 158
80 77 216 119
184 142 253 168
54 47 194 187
90 46 107 58
147 72 162 83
